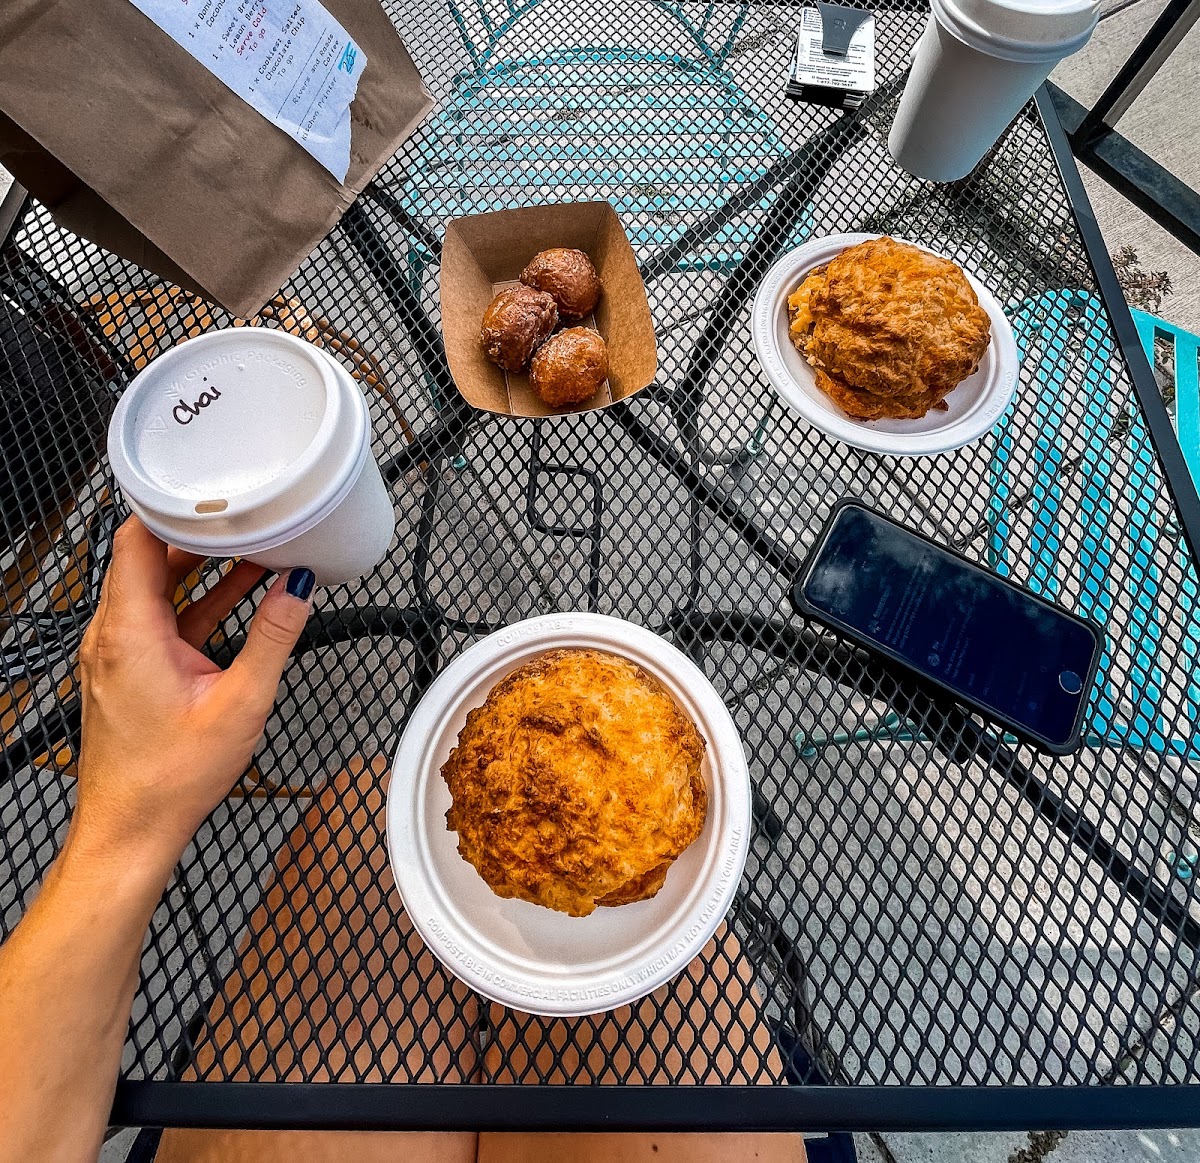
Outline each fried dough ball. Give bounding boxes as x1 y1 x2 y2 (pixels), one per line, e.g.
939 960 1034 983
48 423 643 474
481 286 558 372
529 327 608 407
520 248 602 319
441 648 708 917
786 237 990 420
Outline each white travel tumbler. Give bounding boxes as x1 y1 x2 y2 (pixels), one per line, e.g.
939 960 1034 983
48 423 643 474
108 328 396 586
889 0 1098 182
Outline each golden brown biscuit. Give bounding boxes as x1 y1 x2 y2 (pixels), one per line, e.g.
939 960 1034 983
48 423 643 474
529 327 608 407
815 369 950 421
786 264 826 348
520 248 602 319
441 648 708 917
481 286 558 372
597 860 672 906
786 237 990 420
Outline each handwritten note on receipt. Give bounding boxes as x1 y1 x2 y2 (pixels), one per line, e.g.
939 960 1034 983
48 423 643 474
127 0 367 181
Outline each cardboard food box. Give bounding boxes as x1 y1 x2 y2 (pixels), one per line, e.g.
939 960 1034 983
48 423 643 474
440 202 658 418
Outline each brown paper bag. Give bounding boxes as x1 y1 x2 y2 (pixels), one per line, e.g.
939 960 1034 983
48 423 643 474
0 0 432 318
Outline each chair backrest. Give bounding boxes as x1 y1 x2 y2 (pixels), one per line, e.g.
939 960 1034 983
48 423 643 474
998 289 1200 759
1129 306 1200 496
0 293 111 549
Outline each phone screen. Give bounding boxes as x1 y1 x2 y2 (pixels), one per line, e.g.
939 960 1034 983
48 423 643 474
799 505 1100 748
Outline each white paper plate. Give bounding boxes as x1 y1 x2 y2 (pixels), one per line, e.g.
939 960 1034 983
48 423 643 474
386 613 751 1017
751 233 1019 456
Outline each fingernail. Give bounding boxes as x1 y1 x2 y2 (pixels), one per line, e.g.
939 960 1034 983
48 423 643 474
286 568 315 601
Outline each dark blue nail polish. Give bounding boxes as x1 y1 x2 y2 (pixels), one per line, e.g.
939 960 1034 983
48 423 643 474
286 568 315 601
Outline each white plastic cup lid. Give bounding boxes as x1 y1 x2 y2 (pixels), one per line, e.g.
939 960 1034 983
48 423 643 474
107 328 368 557
933 0 1098 61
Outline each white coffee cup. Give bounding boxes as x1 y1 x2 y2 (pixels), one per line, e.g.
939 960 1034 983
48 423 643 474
889 0 1098 182
107 328 395 586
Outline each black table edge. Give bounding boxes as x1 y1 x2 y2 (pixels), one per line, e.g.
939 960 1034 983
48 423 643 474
112 1081 1200 1132
1035 84 1200 567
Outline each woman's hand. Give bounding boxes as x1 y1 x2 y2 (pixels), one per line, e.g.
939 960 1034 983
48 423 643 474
71 517 314 878
0 519 314 1162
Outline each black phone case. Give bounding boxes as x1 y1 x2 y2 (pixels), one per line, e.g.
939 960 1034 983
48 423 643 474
790 498 1106 755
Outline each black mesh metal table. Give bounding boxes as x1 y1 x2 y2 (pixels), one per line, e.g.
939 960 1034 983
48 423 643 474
4 0 1200 1135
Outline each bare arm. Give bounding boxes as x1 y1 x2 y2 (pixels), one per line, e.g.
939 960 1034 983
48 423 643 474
0 519 314 1162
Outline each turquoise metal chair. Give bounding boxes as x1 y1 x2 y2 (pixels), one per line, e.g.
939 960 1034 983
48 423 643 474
796 289 1200 761
382 1 811 463
393 2 812 273
400 50 806 267
993 290 1199 758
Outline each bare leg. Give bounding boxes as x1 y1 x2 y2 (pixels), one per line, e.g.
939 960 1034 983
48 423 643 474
158 761 806 1163
478 1134 806 1163
481 923 780 1084
157 1129 477 1163
478 924 807 1162
157 757 479 1163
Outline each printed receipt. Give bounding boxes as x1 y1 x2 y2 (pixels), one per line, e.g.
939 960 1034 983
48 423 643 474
127 0 367 182
793 7 875 95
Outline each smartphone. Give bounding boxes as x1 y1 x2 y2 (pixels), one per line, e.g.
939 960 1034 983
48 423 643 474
791 499 1104 754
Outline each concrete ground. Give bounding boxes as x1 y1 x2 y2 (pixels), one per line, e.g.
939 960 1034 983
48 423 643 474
1053 0 1200 335
858 1128 1200 1163
6 2 1200 1160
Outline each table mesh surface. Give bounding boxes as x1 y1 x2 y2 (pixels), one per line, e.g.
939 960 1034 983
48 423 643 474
4 0 1200 1109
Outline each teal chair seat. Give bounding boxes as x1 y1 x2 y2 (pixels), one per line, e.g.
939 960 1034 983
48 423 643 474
396 0 812 271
